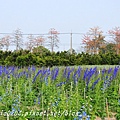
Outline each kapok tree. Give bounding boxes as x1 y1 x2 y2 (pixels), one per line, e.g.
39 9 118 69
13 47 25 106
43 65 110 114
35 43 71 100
34 36 45 47
48 28 59 53
12 28 23 51
25 34 35 52
34 36 45 53
1 35 12 51
82 26 105 54
108 27 120 54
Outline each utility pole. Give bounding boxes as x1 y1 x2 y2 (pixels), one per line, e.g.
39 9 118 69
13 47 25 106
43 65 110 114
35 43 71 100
70 31 72 54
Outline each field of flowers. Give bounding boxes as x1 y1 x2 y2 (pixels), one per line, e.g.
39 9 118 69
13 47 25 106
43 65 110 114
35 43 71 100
0 65 120 120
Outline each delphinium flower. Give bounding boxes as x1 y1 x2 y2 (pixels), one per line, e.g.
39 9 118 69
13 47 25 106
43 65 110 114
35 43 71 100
25 72 29 79
101 68 106 75
3 66 8 74
112 66 119 78
51 67 59 80
72 68 81 85
37 68 49 85
94 69 99 77
0 66 3 76
66 67 74 81
74 103 91 120
47 68 51 75
63 67 74 80
52 98 60 106
40 69 47 79
4 67 16 81
102 76 110 91
56 67 69 87
7 66 13 74
7 66 15 76
83 67 97 89
0 66 7 75
0 90 11 105
73 77 78 85
83 68 88 80
44 67 51 77
54 68 59 79
101 72 116 91
107 68 113 74
72 67 82 84
77 66 82 78
66 70 72 80
0 96 2 101
38 97 40 104
51 68 55 79
32 70 42 83
63 67 69 78
44 76 48 86
24 71 29 78
28 66 31 71
10 95 21 115
34 96 41 105
32 65 36 72
100 67 119 91
0 66 8 78
17 71 28 79
83 67 97 81
74 110 90 120
118 99 120 105
86 68 97 85
43 68 52 85
91 78 100 89
56 81 66 87
27 66 32 78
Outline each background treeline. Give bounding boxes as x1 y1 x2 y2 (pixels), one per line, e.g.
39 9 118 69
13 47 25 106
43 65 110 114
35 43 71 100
1 26 120 66
0 46 120 66
1 26 120 54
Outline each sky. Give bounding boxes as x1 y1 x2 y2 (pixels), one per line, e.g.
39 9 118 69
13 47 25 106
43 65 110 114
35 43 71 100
0 0 120 52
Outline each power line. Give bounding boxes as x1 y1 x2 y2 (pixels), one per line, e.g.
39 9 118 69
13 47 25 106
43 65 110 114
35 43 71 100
0 33 49 36
0 32 119 36
0 31 119 53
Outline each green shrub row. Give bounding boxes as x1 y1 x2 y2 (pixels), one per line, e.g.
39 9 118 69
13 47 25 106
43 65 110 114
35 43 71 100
0 49 120 66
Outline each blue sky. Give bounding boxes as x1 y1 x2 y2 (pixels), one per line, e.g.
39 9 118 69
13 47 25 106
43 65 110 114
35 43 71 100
0 0 120 52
